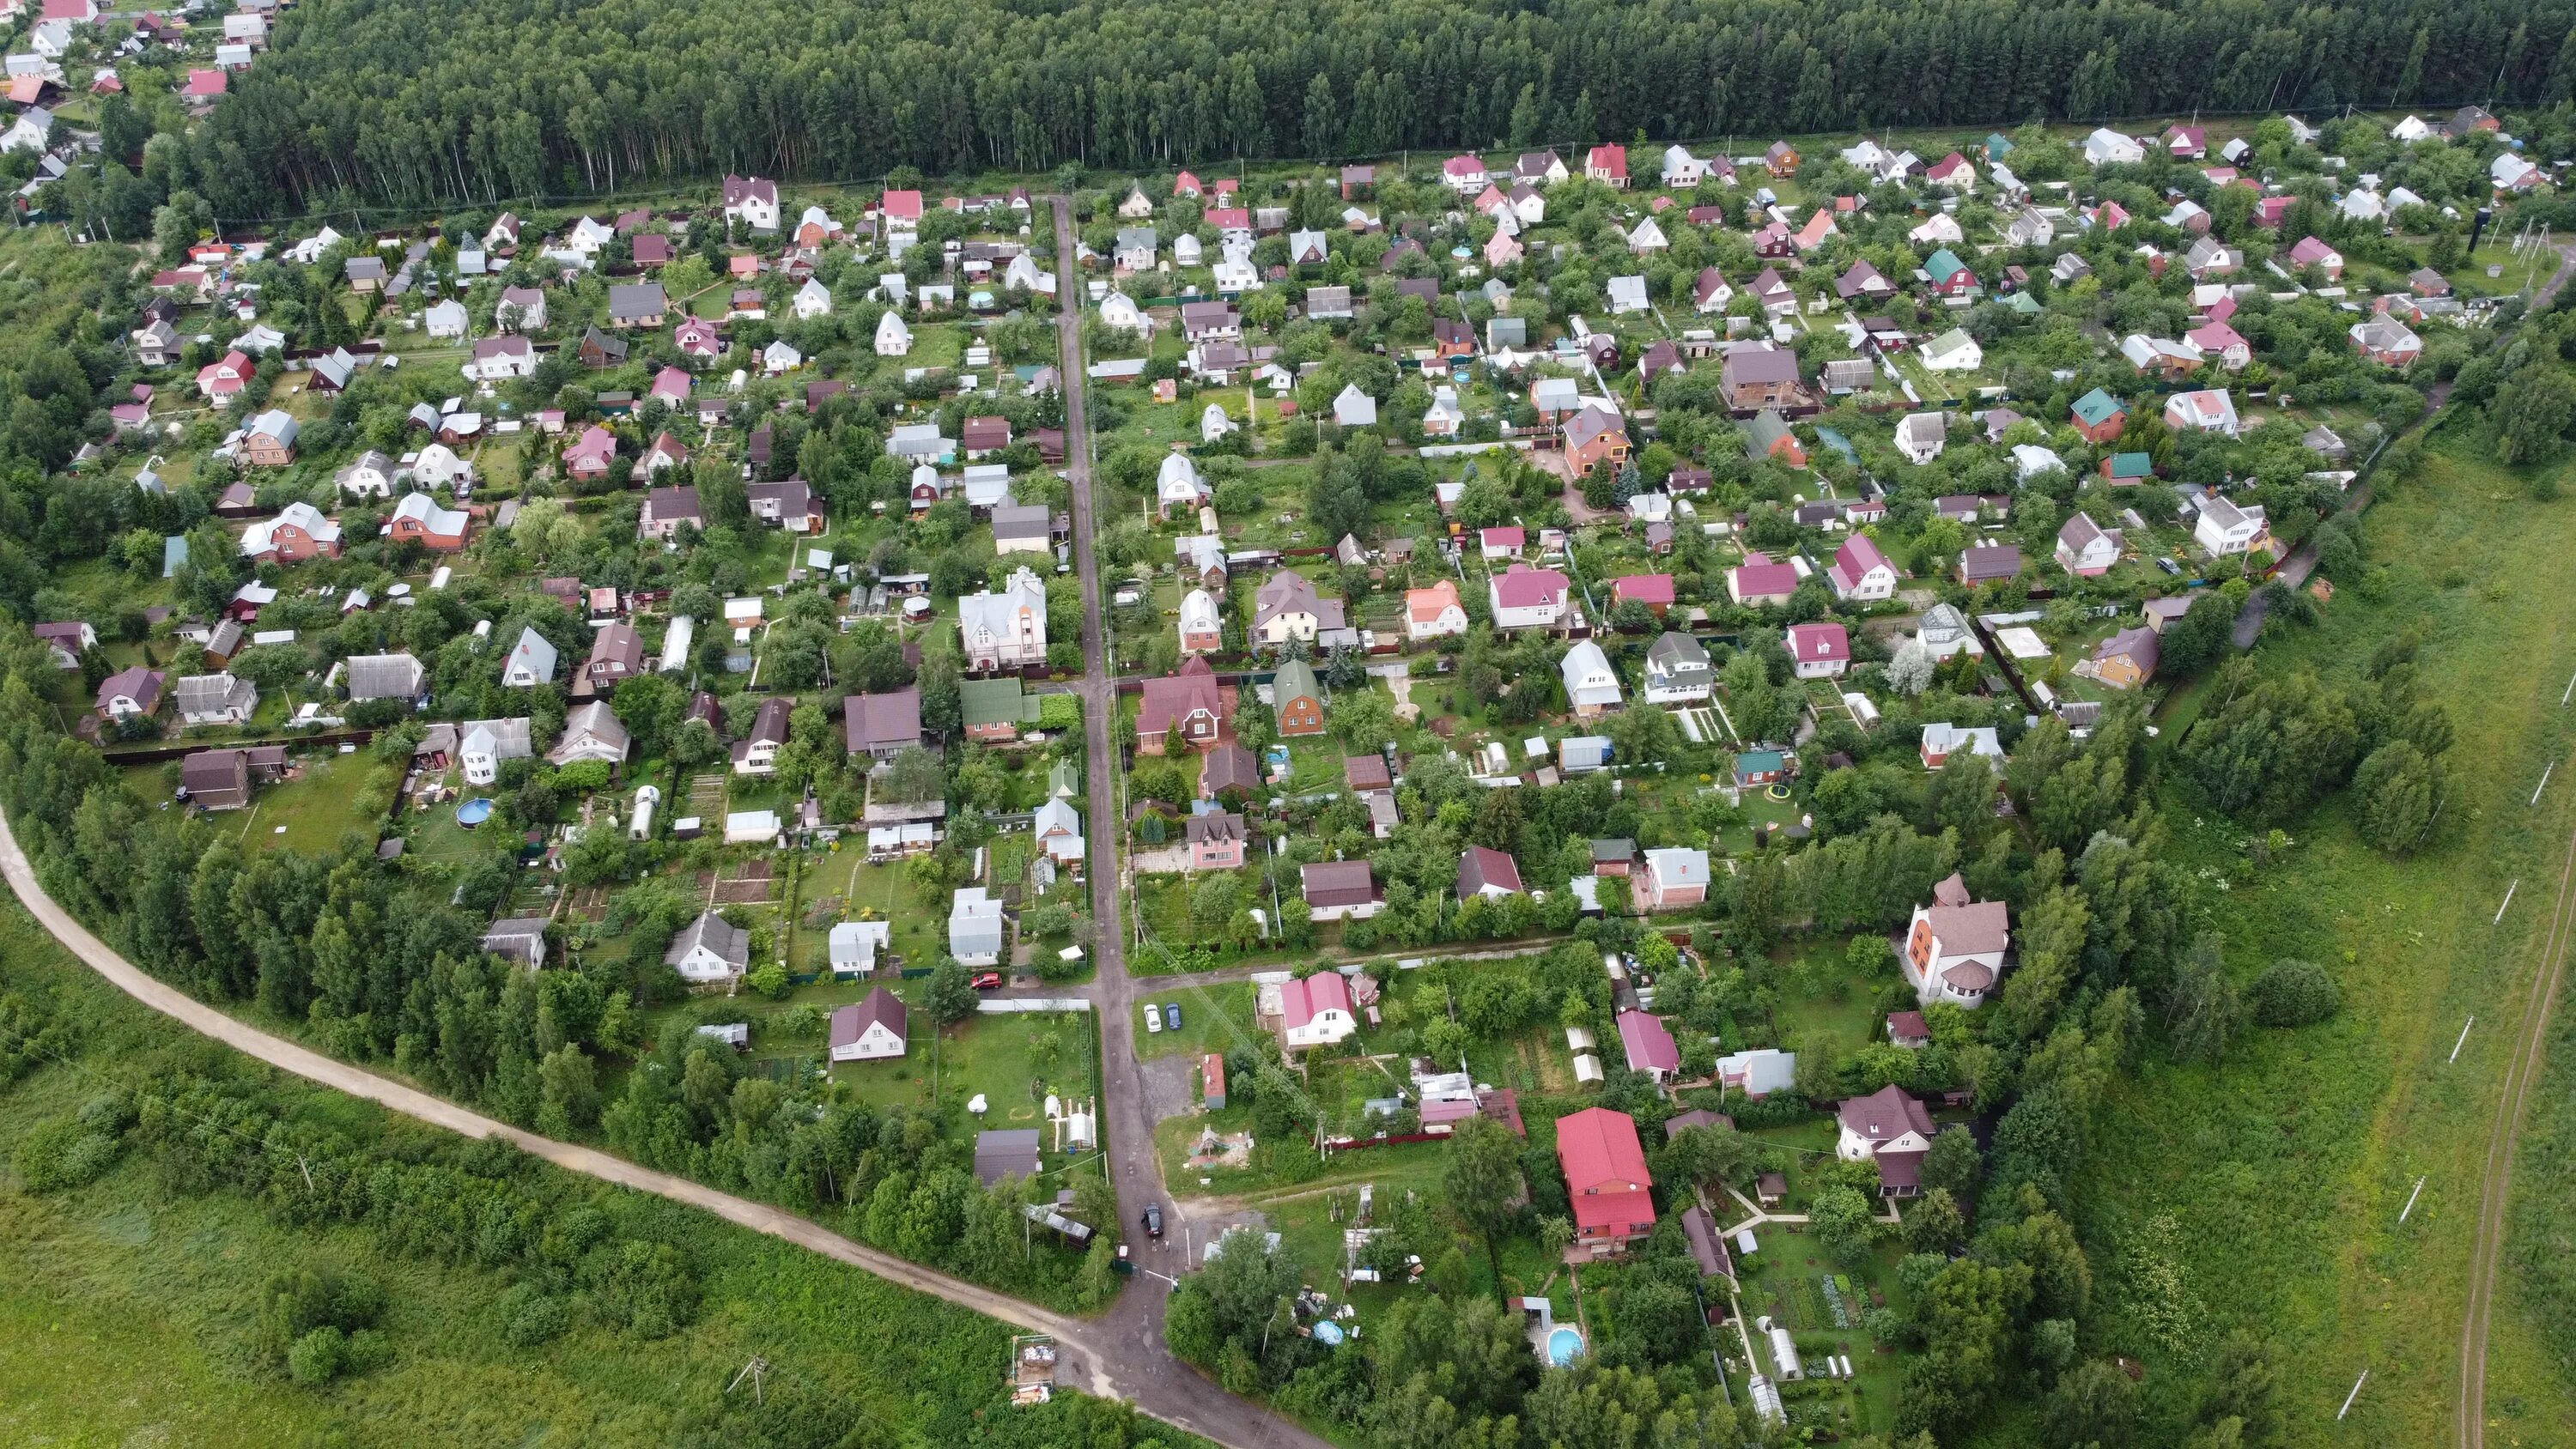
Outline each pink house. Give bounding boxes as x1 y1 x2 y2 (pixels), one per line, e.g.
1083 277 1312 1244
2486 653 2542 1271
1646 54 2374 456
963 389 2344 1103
1187 811 1247 870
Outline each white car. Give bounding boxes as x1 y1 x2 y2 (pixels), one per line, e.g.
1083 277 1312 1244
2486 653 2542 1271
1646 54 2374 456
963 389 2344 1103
1143 1003 1163 1034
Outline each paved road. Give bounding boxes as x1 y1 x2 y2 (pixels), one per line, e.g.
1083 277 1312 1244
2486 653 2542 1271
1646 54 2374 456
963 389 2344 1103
1048 195 1334 1449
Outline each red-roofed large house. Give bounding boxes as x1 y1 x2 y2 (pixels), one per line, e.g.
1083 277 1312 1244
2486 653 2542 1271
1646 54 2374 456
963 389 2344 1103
1279 970 1357 1050
1827 534 1897 601
1558 1106 1655 1257
1585 144 1628 187
1728 551 1800 607
1488 564 1570 631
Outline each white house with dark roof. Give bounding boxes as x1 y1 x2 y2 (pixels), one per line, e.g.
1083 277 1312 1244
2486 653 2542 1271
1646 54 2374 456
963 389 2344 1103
1835 1085 1937 1197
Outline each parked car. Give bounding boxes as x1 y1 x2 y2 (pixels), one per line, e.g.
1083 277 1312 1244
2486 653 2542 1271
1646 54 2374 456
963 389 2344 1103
1142 1203 1164 1237
970 971 1003 991
1143 1003 1163 1033
1163 1003 1182 1031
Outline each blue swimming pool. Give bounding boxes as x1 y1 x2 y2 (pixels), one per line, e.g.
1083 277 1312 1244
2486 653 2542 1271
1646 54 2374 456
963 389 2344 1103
455 797 494 827
1546 1327 1584 1366
1312 1321 1345 1346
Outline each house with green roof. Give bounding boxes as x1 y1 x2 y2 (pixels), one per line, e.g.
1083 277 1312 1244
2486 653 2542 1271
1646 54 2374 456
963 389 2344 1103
1272 658 1325 737
1923 248 1979 298
1048 758 1081 798
959 676 1042 742
1735 749 1789 786
2102 451 2154 484
1984 133 2015 161
2070 386 2127 444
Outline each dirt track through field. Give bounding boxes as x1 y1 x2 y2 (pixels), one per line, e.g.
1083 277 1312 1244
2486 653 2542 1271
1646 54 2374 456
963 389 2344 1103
2458 823 2576 1449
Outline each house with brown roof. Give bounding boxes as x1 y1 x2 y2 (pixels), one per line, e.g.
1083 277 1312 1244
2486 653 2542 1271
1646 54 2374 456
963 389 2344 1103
585 621 646 690
829 987 909 1062
1835 1084 1937 1197
96 666 163 722
1720 346 1807 415
1136 658 1231 755
844 688 923 760
1301 860 1383 921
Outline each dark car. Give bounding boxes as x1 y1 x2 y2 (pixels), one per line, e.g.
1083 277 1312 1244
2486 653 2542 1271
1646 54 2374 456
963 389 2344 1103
1142 1203 1164 1238
1163 1003 1182 1031
970 971 1004 991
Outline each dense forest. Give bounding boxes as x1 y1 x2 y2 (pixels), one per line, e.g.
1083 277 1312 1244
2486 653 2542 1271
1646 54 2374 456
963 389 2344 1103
192 0 2576 214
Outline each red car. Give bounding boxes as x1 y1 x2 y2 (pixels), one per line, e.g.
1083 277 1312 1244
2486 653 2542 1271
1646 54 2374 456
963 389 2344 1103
970 971 1004 991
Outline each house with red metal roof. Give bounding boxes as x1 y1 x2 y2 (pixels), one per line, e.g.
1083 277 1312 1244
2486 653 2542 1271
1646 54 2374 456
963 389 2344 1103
1784 621 1850 679
1615 1010 1680 1081
1278 971 1357 1050
1727 551 1799 607
1557 1106 1655 1258
1827 534 1896 602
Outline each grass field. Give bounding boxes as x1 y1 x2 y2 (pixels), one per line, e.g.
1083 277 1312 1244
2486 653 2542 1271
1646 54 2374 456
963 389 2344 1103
2075 433 2576 1446
0 906 1191 1449
237 754 390 854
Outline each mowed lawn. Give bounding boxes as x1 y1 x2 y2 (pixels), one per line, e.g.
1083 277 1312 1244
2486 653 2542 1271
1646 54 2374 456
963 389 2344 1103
2077 438 2576 1447
239 754 391 854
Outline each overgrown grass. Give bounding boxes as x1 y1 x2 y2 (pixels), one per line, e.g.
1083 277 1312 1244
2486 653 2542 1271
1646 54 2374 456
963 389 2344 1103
2073 435 2576 1446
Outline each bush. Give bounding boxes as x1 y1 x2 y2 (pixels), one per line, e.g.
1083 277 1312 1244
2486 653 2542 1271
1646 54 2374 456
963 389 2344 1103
2248 959 2341 1028
13 1112 123 1192
744 960 792 1000
497 1282 572 1347
287 1325 348 1385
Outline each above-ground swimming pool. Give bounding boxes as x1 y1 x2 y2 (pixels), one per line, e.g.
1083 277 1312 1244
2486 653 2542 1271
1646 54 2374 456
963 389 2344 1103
455 797 494 827
1546 1326 1585 1366
1312 1321 1345 1346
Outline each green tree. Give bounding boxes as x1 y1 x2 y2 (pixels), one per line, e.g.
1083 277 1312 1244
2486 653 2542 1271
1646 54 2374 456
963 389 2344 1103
2352 739 2445 854
1808 1183 1878 1263
925 957 979 1024
1443 1117 1526 1242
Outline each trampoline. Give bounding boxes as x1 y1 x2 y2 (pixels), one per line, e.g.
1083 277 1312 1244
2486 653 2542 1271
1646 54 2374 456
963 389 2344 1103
455 797 495 827
1546 1327 1585 1366
1765 784 1792 802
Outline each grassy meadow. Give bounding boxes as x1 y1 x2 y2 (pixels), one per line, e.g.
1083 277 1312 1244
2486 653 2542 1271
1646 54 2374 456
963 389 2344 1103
0 904 1196 1449
2068 433 2576 1447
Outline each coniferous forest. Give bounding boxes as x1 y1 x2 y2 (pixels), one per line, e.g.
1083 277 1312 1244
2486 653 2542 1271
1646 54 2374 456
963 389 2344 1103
193 0 2575 214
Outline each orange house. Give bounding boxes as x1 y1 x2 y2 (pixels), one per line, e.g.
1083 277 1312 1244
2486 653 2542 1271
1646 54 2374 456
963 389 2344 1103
1566 407 1631 473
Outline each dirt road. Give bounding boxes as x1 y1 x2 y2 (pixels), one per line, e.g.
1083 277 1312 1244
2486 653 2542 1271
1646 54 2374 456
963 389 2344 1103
2458 825 2576 1449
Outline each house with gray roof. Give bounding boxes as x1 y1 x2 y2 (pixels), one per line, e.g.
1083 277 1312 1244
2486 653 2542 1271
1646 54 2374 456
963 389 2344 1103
666 911 750 982
501 626 558 687
344 652 425 703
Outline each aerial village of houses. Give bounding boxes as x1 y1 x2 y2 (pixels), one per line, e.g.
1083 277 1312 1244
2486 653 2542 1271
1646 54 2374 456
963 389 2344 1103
11 11 2561 1422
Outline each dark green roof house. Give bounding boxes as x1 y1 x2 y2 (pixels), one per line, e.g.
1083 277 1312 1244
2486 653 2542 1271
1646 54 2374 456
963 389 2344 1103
959 677 1042 741
1272 658 1325 737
